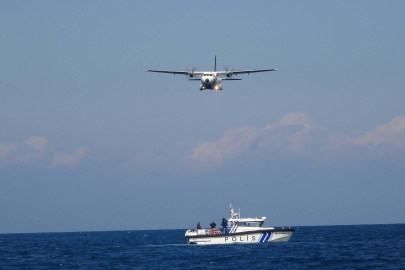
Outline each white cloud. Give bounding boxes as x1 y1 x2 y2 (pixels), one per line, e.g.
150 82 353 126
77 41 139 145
352 116 405 148
0 143 18 158
0 136 47 164
261 112 321 153
25 136 47 151
192 126 259 164
191 112 321 165
50 147 88 167
263 112 316 131
0 137 90 168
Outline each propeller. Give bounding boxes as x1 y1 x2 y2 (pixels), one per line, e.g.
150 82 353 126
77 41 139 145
186 66 197 77
224 65 234 77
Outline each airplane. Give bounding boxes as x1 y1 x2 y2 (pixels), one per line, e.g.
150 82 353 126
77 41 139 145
146 56 277 91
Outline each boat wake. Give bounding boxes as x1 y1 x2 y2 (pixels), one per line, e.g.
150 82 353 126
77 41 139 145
146 244 188 247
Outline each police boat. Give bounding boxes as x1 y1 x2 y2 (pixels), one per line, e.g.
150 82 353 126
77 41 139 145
185 204 295 245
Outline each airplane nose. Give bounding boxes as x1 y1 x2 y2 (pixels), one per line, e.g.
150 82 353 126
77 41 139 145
205 78 209 82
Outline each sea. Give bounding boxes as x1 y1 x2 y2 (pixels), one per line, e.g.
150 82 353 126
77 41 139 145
1 224 404 269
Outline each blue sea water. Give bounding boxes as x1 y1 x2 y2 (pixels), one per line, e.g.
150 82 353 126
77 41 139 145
1 224 404 269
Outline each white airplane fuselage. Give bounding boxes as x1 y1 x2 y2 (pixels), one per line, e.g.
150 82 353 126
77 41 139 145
200 72 221 90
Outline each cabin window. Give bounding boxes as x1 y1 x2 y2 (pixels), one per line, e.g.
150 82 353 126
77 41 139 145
247 222 261 226
236 222 246 226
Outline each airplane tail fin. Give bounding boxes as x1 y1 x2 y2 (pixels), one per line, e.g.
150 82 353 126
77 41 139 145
214 55 217 71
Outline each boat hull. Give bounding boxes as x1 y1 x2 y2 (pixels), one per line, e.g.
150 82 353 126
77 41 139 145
185 229 294 245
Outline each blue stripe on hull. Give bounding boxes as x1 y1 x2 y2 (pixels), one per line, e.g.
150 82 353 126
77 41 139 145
265 232 272 242
269 232 274 242
260 233 268 243
258 233 264 243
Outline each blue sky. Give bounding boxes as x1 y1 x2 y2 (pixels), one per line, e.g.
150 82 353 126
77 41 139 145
1 1 405 233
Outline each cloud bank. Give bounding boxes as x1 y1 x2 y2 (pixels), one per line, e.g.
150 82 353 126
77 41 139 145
0 137 88 168
190 112 405 166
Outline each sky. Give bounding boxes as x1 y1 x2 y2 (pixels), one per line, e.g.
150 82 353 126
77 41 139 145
1 1 405 233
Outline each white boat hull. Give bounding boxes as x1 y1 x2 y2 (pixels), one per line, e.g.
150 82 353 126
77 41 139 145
185 229 294 245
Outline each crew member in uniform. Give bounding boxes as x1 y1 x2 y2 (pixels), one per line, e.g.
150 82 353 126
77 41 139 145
197 222 201 229
210 221 216 228
221 218 227 234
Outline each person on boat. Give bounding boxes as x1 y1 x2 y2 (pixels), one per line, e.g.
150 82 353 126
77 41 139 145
196 222 201 229
210 221 216 229
221 218 227 233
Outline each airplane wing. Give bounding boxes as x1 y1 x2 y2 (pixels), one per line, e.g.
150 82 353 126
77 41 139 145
217 69 277 76
232 69 277 74
146 70 204 76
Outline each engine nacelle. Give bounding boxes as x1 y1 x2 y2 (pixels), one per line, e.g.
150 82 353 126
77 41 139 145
189 74 194 78
226 72 232 77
